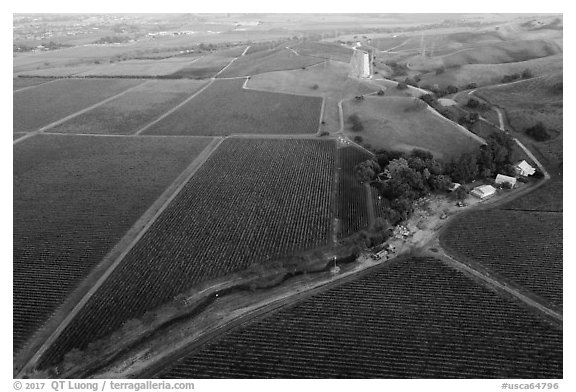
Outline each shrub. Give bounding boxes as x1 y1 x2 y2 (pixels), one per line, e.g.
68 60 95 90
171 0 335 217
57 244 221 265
435 66 446 75
525 122 551 141
521 68 533 79
311 84 319 90
319 131 330 136
551 82 563 95
405 77 418 87
353 135 363 143
377 89 385 96
466 82 477 89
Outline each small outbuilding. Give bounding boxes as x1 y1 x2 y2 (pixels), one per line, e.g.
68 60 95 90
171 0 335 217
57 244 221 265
515 160 536 177
470 184 497 199
447 182 461 192
495 174 517 188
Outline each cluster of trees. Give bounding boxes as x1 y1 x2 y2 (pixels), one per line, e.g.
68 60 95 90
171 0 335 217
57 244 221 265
358 149 452 225
357 131 518 226
501 68 533 83
385 61 408 77
466 97 491 111
446 132 517 182
525 122 552 141
348 114 364 132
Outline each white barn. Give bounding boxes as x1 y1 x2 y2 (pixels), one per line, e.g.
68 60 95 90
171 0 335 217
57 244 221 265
495 174 517 188
515 160 536 177
470 184 497 199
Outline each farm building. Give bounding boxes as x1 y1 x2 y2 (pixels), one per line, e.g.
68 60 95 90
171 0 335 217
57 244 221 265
448 182 461 192
495 174 517 188
515 160 536 177
470 184 497 199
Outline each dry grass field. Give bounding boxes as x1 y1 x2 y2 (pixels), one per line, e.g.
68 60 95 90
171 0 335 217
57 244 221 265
476 72 563 165
143 78 322 136
343 96 483 160
13 78 144 133
418 54 563 89
13 134 215 353
48 80 208 135
406 39 561 72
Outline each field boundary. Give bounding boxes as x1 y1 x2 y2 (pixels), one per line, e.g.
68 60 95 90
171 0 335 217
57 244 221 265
134 79 214 135
13 78 60 94
16 137 224 378
13 79 151 145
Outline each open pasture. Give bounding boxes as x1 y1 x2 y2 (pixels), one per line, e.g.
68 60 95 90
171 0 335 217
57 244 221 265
160 257 562 378
217 47 324 78
476 73 563 164
144 78 322 136
441 209 562 309
13 134 214 354
343 96 483 160
419 53 563 89
246 61 378 131
476 73 563 133
48 79 207 135
406 39 561 72
37 138 336 368
13 78 144 133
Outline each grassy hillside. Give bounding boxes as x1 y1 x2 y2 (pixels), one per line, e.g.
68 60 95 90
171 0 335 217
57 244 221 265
419 54 562 89
476 72 563 165
406 39 561 72
343 96 483 160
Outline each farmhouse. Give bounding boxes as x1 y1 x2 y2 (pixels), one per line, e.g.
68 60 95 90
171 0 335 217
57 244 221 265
470 184 496 199
515 160 536 177
495 174 517 188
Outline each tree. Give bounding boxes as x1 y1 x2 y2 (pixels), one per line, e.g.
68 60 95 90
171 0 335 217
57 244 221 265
356 160 381 182
353 135 363 143
348 114 364 132
466 98 480 109
454 186 467 200
450 152 479 183
396 81 408 90
525 122 551 141
435 66 446 75
466 82 477 89
446 85 458 94
419 94 435 106
429 174 452 191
